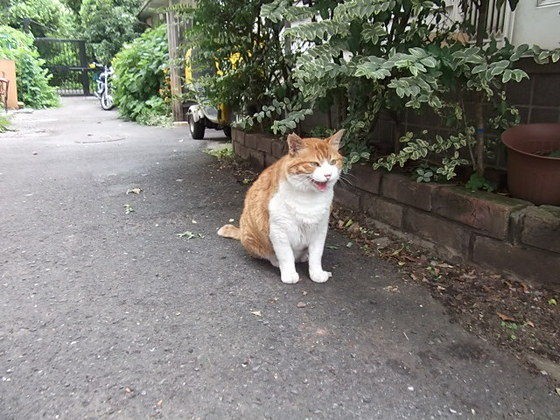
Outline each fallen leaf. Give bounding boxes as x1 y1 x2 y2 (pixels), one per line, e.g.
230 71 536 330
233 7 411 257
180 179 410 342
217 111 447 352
297 302 307 308
389 246 404 256
124 204 134 214
460 272 477 280
326 245 339 250
347 223 361 234
177 231 204 239
250 310 262 317
548 298 557 306
525 320 535 328
383 285 399 293
496 312 516 322
343 219 354 228
126 187 142 195
435 262 453 269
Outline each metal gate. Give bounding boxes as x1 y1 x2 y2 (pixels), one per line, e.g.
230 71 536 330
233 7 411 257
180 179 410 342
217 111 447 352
34 38 92 96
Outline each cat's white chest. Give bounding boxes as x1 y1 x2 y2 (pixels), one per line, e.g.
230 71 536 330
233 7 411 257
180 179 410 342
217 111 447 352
268 181 332 249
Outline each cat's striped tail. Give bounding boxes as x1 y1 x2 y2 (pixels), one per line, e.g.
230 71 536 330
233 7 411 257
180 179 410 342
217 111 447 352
217 224 241 240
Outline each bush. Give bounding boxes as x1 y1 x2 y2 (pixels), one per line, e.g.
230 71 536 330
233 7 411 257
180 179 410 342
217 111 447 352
112 25 171 125
259 0 559 179
1 0 76 37
180 0 296 120
79 0 143 64
0 25 59 108
0 115 10 133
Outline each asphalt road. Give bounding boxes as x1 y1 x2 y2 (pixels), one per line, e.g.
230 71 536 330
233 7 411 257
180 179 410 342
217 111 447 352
1 97 558 418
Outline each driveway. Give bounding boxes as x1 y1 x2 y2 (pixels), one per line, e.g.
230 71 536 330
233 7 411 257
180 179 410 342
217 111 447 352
0 97 558 418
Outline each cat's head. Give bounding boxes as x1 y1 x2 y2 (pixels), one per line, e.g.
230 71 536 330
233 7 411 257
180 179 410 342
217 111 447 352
284 130 345 192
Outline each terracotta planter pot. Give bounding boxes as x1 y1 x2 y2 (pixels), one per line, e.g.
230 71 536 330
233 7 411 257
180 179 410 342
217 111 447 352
501 123 560 205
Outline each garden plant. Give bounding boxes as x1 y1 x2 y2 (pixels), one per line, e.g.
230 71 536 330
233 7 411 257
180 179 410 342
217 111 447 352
0 25 59 108
184 0 560 186
112 25 171 125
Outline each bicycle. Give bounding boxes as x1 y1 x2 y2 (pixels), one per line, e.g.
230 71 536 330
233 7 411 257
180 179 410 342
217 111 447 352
90 63 115 111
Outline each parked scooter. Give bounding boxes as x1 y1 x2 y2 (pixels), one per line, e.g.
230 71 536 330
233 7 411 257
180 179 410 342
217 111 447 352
184 49 232 139
90 63 114 110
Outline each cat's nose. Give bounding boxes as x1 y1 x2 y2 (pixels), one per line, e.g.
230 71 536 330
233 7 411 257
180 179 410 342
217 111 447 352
324 173 332 179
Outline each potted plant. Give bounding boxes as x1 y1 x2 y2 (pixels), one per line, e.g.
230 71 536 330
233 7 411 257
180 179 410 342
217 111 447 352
501 123 560 205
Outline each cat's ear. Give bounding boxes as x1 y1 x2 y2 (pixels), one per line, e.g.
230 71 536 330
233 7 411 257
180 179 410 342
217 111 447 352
327 129 345 150
287 133 304 155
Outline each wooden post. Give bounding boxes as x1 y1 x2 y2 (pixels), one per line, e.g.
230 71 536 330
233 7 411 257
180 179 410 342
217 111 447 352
166 2 184 122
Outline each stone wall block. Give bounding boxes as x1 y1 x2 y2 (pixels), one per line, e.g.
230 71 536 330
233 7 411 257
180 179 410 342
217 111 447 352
271 139 287 158
334 184 361 211
256 136 273 154
248 150 265 169
233 142 250 160
349 165 383 195
244 133 258 150
403 208 471 256
231 127 245 145
520 205 560 254
432 187 530 240
472 235 560 286
362 195 403 228
265 154 278 168
381 173 438 211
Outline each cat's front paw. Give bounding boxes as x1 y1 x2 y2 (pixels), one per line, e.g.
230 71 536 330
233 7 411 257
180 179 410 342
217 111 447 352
281 270 300 284
310 269 332 283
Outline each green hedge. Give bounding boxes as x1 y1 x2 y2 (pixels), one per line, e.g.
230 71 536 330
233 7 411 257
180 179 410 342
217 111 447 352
0 25 59 108
112 25 171 125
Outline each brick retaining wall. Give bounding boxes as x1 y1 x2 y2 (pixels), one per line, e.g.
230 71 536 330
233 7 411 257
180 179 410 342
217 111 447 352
232 128 560 286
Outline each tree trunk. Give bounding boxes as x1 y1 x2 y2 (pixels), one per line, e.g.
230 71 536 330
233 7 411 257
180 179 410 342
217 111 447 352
474 0 490 176
166 5 184 123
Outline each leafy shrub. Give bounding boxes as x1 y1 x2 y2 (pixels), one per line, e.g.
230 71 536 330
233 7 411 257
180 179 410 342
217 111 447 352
112 25 171 125
0 115 10 133
0 25 59 108
79 0 142 64
179 0 296 123
1 0 76 37
258 0 559 179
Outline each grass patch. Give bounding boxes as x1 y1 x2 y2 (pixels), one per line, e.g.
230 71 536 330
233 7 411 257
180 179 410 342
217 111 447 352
205 144 234 162
0 115 11 133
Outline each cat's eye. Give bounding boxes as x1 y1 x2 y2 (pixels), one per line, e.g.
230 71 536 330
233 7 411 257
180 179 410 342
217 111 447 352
330 159 338 165
310 162 320 167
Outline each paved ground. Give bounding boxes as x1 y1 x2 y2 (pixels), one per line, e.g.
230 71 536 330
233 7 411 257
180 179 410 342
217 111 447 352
0 97 558 418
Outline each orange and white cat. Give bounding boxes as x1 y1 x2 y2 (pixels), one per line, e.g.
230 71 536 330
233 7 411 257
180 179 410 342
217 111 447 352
218 130 344 284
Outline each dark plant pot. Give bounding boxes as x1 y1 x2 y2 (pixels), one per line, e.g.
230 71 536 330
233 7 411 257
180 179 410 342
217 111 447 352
501 123 560 205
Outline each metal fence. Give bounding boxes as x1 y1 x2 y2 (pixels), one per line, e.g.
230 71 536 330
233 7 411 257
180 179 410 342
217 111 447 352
34 38 93 96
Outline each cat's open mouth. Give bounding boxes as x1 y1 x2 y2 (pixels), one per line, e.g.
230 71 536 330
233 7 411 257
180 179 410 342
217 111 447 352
312 180 329 191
